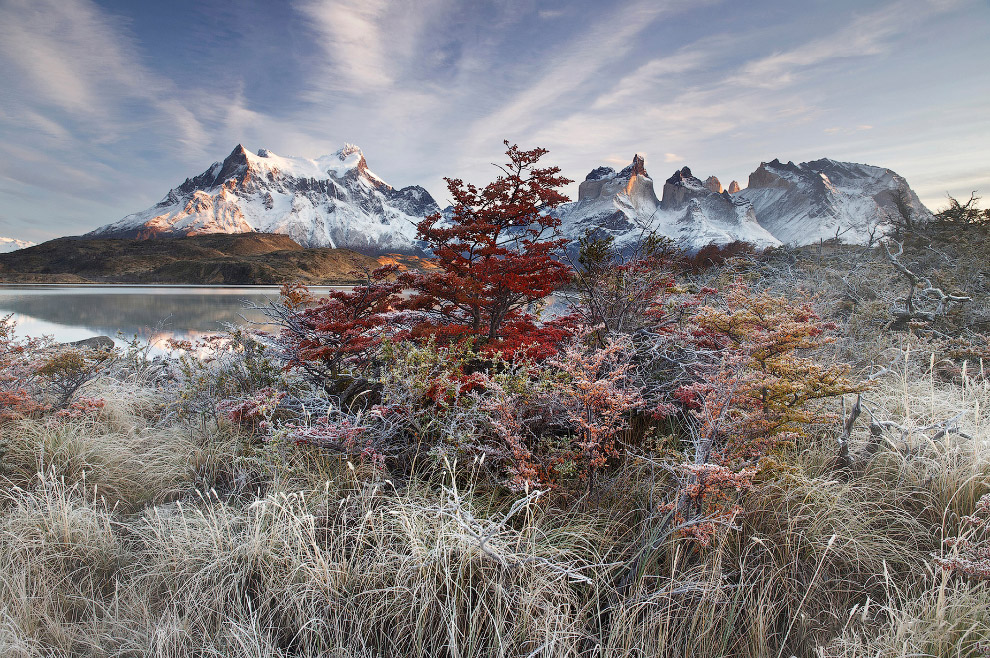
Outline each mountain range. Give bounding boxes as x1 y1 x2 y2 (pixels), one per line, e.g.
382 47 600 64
85 145 934 254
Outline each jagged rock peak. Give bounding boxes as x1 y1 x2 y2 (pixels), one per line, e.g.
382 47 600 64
617 153 649 179
336 143 369 174
727 180 741 194
585 166 616 181
704 176 723 194
665 166 694 185
630 154 647 177
748 162 787 189
337 143 363 158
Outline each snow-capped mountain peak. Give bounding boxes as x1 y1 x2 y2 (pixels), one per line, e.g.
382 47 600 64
0 237 35 253
89 145 440 254
736 157 932 244
558 155 780 252
85 145 932 257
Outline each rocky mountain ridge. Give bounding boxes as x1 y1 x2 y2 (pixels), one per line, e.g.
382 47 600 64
556 157 781 252
85 145 932 255
555 152 931 251
735 158 932 245
89 145 439 254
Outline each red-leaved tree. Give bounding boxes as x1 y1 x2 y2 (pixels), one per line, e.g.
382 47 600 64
400 141 574 358
269 267 402 398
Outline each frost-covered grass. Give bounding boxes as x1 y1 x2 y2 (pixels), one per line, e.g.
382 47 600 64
0 351 988 657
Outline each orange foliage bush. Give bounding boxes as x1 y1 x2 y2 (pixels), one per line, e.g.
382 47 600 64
665 281 862 542
0 315 50 421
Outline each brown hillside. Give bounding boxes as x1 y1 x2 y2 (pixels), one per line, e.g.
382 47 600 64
0 233 426 285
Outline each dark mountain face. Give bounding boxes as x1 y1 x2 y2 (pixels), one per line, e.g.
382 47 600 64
0 233 430 285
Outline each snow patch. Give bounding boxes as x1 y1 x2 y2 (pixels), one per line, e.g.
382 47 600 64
0 237 34 253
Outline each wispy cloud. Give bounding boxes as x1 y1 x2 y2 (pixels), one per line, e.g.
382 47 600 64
736 0 960 89
465 0 708 150
296 0 395 92
0 0 210 151
0 0 985 242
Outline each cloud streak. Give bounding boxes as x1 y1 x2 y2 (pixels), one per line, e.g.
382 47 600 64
0 0 986 243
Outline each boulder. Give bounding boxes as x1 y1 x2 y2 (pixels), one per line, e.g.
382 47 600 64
67 336 115 351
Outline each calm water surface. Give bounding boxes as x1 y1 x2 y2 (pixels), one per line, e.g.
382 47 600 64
0 285 346 349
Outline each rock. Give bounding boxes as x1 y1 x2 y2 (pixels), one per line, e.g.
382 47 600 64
704 176 723 194
747 161 797 190
67 336 115 351
660 167 705 210
557 155 781 252
736 157 934 245
727 180 741 194
628 153 648 178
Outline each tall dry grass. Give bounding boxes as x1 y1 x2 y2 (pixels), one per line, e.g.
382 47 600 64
0 350 988 657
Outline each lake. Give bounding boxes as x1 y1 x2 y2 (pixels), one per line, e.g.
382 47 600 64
0 285 344 350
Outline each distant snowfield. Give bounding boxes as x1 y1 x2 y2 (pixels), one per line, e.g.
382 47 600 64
0 237 34 253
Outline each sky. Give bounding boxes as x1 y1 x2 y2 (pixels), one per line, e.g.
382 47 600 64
0 0 987 244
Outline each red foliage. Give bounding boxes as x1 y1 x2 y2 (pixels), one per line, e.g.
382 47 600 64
275 267 403 381
220 386 287 432
286 417 384 469
0 316 50 421
53 396 106 420
399 142 574 358
666 463 756 546
549 328 644 488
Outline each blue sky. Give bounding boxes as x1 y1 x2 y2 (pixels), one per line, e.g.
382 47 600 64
0 0 987 243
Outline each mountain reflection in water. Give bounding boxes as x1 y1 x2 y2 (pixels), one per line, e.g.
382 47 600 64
0 285 346 349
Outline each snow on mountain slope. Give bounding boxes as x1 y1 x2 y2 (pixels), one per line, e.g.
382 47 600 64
0 237 34 253
89 145 439 254
557 155 780 252
735 158 933 245
87 145 931 256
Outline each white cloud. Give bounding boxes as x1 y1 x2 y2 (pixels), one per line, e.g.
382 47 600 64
295 0 395 92
0 0 214 153
464 0 718 153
